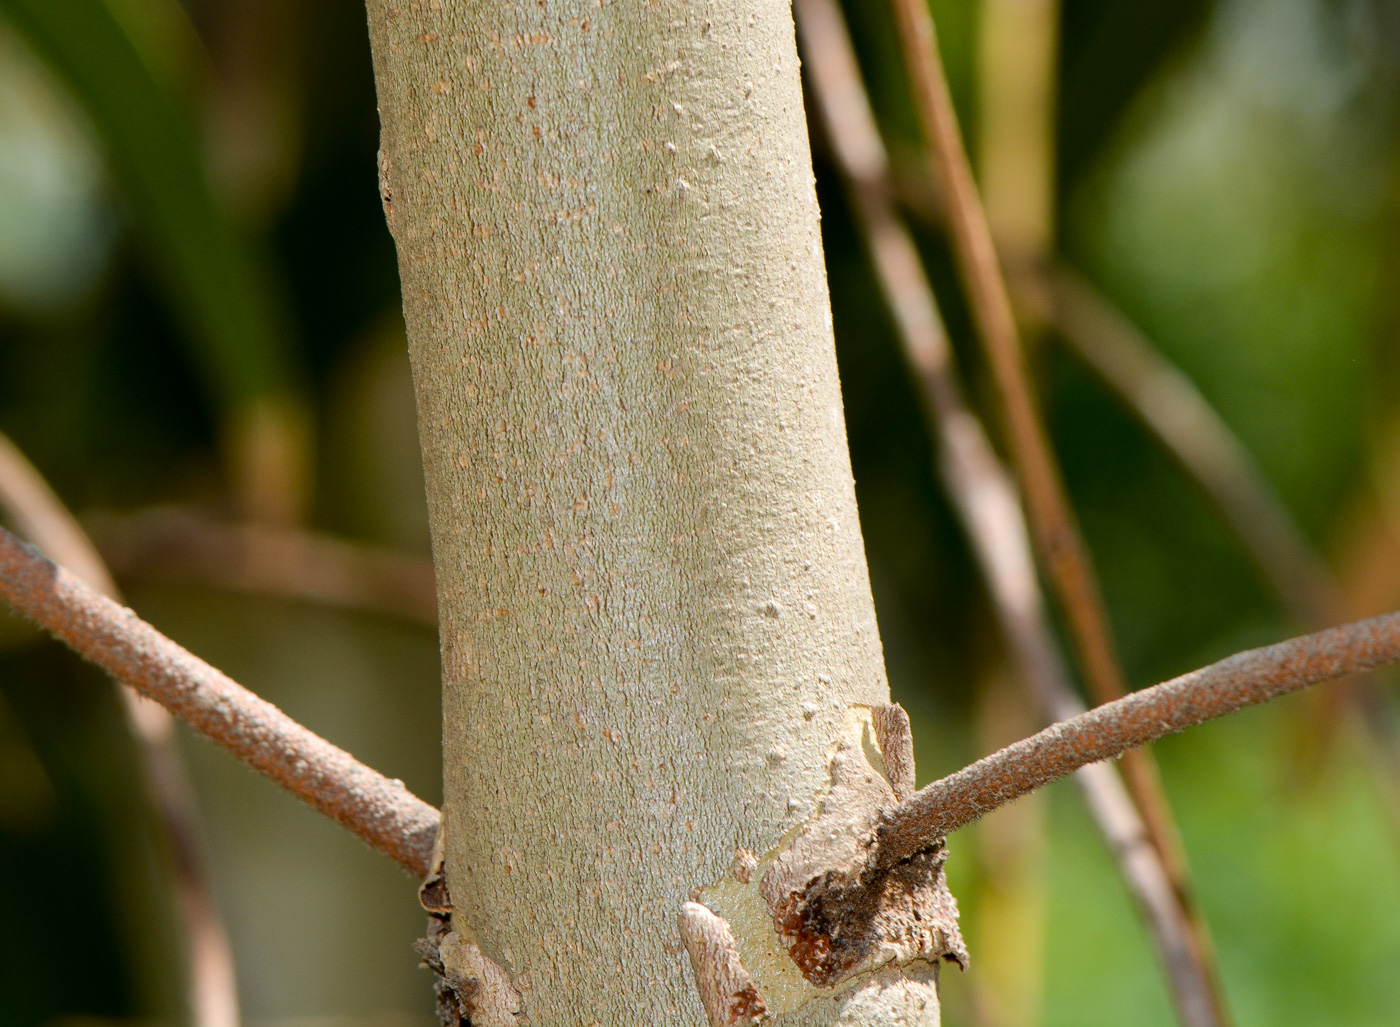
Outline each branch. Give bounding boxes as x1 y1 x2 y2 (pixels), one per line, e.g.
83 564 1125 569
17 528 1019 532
792 2 1221 1021
885 0 1130 742
1039 266 1400 848
88 506 439 627
0 433 241 1027
880 609 1400 849
0 523 440 877
881 8 1231 1019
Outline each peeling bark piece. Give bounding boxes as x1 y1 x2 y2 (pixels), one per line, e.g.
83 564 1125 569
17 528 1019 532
419 853 452 915
438 931 526 1027
376 148 395 229
871 703 916 801
414 932 469 1027
678 902 769 1027
419 874 452 916
760 727 965 988
414 833 469 1025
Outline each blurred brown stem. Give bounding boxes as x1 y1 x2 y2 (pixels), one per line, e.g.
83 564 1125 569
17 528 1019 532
793 1 1219 1021
88 506 438 628
882 3 1231 1021
0 433 240 1027
0 523 440 877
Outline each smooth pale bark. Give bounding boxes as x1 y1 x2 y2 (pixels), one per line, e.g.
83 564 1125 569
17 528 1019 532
366 2 942 1023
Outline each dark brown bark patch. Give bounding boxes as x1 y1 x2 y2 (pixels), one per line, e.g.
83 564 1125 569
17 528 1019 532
760 705 965 988
770 845 966 987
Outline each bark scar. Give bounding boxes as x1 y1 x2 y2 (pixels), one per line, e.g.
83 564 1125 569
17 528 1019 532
759 703 966 988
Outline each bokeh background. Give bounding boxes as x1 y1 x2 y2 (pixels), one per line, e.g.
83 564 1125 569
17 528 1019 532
2 0 1399 1024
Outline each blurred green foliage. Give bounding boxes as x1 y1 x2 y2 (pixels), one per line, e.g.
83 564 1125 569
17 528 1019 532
0 0 1399 1025
0 0 299 410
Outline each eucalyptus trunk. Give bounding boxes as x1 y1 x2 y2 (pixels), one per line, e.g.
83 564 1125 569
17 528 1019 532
366 2 955 1023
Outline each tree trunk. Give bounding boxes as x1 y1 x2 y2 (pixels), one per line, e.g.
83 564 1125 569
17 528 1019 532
365 2 957 1022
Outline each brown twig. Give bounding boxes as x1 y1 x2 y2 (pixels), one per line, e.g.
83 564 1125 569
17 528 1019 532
792 2 1220 1021
87 506 439 628
882 5 1231 1019
0 524 440 877
880 609 1400 849
0 434 241 1027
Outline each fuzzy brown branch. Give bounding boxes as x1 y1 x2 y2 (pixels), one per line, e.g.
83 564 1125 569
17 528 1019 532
880 609 1400 851
88 506 439 627
792 2 1219 1021
881 7 1230 1019
0 434 241 1027
0 523 440 877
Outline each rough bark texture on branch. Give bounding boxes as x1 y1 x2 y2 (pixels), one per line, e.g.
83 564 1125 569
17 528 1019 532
0 525 439 876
